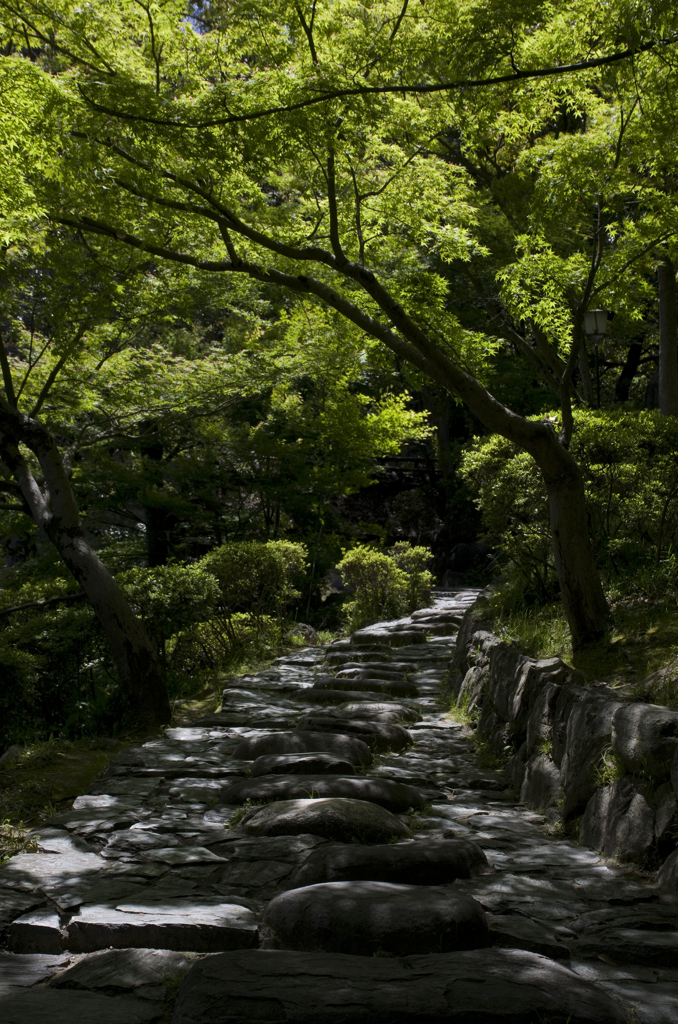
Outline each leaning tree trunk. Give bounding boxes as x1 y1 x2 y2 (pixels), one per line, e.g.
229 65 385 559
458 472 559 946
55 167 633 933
658 256 678 417
424 360 611 647
0 404 170 729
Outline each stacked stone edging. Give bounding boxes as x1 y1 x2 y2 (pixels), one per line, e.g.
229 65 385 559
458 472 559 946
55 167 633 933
450 605 678 885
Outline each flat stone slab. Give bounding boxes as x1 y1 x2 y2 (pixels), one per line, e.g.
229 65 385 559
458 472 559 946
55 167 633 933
9 902 258 954
50 947 195 992
351 629 426 646
0 951 71 986
335 701 421 723
0 988 161 1024
171 948 626 1023
250 753 356 776
220 775 429 813
312 677 419 697
296 714 412 751
238 798 412 843
293 688 410 704
286 837 489 888
231 731 373 765
261 880 490 955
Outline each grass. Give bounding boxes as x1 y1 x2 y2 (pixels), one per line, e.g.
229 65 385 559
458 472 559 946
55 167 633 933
0 736 124 834
491 594 678 704
595 744 627 787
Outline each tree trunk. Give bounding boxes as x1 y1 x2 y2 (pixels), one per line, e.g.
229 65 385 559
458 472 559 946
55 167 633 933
420 358 610 646
658 257 678 417
578 346 594 406
0 403 170 730
540 449 609 646
615 341 643 402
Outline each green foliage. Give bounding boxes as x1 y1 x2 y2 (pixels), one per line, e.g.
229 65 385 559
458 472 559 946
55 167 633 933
595 746 627 788
461 410 678 605
338 541 433 632
118 563 220 652
200 540 307 622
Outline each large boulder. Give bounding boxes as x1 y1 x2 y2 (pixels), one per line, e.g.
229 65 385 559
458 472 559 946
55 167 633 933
286 838 489 889
612 703 678 780
220 774 429 813
231 731 373 765
260 881 490 955
580 777 655 862
520 753 562 814
658 848 678 892
295 713 412 752
171 948 626 1024
525 682 561 756
238 797 412 843
559 695 623 818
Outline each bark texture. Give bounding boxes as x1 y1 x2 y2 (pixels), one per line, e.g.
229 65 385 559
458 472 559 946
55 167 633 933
0 399 170 729
658 257 678 417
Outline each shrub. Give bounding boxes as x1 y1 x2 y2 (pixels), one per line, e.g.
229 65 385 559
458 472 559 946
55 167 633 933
338 541 433 631
199 540 307 624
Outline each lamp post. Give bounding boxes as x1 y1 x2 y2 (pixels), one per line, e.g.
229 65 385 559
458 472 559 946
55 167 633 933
583 309 609 409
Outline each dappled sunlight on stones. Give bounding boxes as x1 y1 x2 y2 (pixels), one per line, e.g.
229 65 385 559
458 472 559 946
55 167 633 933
3 590 678 1023
237 797 412 843
260 880 490 955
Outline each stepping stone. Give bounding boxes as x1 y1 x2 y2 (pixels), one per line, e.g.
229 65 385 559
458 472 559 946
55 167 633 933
296 714 412 751
312 677 419 697
487 912 573 960
9 901 258 954
335 701 421 723
335 666 409 679
260 880 490 955
67 902 257 954
220 774 429 813
250 753 355 777
351 629 426 646
171 948 626 1024
0 951 71 987
231 731 373 765
286 837 489 888
294 688 412 704
49 946 194 993
238 798 412 843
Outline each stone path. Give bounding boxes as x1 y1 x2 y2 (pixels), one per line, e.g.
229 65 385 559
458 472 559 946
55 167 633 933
1 589 677 1023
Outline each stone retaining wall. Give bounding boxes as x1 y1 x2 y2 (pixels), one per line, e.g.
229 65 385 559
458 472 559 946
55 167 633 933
449 606 678 890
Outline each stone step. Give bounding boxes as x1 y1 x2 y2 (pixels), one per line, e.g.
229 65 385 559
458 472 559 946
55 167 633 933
171 948 626 1024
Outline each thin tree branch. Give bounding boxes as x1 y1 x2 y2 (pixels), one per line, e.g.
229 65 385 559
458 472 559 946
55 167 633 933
0 592 86 620
0 334 17 408
295 3 318 63
389 0 409 42
73 35 678 130
326 151 347 264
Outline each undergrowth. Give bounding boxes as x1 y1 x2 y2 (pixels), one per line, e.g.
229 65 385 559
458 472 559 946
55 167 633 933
489 592 678 705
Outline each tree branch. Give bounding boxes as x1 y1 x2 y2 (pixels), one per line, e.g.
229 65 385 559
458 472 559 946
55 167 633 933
295 3 318 63
74 34 678 130
0 592 87 621
0 333 17 409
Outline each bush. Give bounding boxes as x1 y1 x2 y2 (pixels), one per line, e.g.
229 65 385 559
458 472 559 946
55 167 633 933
338 542 433 631
199 540 307 624
460 409 678 607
